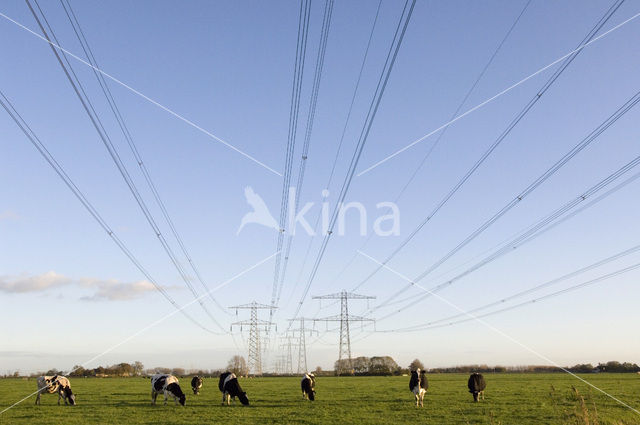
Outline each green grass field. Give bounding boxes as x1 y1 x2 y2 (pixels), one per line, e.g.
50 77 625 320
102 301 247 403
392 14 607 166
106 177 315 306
1 374 639 424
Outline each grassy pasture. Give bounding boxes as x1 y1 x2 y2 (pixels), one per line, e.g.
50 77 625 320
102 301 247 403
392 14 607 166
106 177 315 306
1 374 639 424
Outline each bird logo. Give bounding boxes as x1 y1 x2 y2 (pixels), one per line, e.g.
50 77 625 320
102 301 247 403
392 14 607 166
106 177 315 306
237 186 280 235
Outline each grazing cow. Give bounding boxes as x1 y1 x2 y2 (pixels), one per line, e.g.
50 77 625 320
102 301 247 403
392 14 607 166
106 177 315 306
218 372 249 406
151 374 186 406
467 373 486 402
35 375 75 406
301 373 316 401
191 376 203 395
409 369 427 407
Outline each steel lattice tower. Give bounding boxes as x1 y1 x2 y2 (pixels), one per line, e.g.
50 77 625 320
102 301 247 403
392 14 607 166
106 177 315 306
279 336 296 375
288 317 318 373
313 291 375 375
230 301 277 376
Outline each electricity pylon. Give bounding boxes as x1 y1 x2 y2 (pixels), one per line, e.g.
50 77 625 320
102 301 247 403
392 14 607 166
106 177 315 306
312 291 375 375
230 301 277 376
288 317 318 374
279 336 296 375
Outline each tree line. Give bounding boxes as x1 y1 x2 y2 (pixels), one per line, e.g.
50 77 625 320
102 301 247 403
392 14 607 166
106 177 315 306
3 358 638 379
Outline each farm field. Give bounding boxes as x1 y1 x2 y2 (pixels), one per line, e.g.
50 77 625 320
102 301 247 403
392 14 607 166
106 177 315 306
1 374 639 424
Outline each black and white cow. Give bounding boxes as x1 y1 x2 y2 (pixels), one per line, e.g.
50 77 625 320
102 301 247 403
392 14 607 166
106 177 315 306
218 372 249 406
191 376 203 395
301 373 316 401
467 373 486 402
409 369 428 407
151 374 186 406
35 375 76 405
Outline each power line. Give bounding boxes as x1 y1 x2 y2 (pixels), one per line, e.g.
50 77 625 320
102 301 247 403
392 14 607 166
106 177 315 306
0 10 281 176
290 0 417 324
58 0 231 318
309 159 640 340
399 242 640 331
376 257 640 333
270 0 313 319
372 149 640 315
382 165 640 310
275 0 335 311
356 0 635 176
410 88 640 281
0 89 220 335
343 0 627 297
325 0 533 295
283 0 383 312
26 0 226 332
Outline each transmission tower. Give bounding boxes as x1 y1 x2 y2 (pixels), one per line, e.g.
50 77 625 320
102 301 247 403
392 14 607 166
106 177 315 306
288 317 318 373
274 355 287 375
313 290 375 375
279 336 296 375
230 301 277 376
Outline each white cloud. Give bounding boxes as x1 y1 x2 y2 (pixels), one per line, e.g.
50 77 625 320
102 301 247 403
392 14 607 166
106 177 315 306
79 278 157 301
0 271 158 301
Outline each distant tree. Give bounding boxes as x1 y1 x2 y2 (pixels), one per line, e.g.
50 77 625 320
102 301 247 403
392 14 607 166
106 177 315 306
314 366 323 375
172 368 186 377
133 361 144 376
334 359 354 376
369 356 399 375
352 357 369 375
569 364 595 373
409 359 424 371
69 366 85 377
227 355 249 377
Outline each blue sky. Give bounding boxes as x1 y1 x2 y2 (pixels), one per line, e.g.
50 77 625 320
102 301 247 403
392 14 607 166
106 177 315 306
1 0 639 374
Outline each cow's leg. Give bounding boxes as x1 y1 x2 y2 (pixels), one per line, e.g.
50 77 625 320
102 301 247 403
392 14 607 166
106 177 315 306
35 391 41 405
151 390 157 405
414 392 418 407
481 391 485 401
57 390 61 405
221 392 225 405
163 390 168 405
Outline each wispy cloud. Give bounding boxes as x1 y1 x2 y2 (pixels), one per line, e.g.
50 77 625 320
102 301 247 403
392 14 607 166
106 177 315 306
0 271 158 301
0 210 20 221
79 278 157 302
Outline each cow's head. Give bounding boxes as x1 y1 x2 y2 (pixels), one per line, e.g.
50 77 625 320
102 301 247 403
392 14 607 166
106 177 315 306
238 391 249 406
167 383 186 406
64 387 76 405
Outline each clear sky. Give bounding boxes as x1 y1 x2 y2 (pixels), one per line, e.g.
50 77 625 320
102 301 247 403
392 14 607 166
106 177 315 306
1 0 639 374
